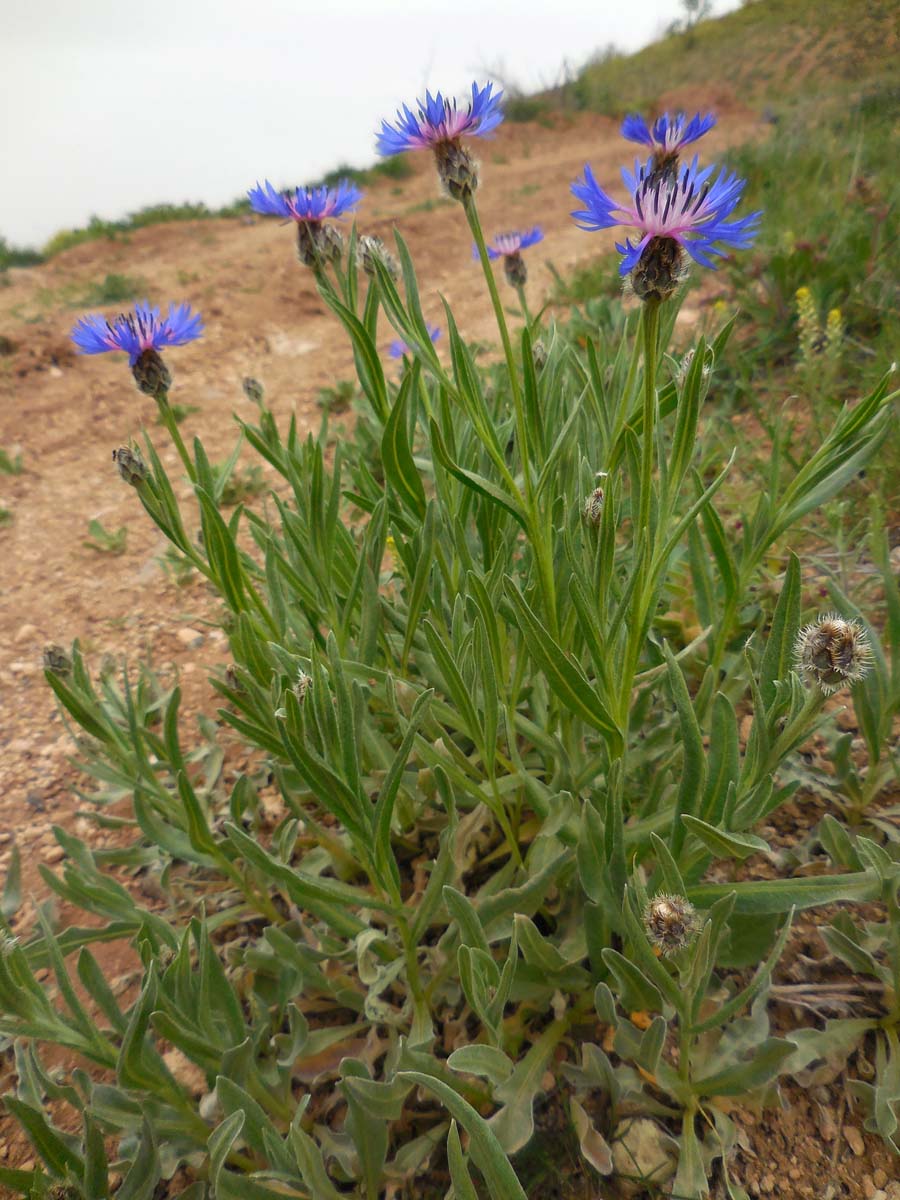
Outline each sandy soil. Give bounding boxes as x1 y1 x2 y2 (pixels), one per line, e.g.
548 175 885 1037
1 91 896 1195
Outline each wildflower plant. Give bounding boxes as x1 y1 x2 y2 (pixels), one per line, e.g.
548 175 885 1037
3 96 897 1200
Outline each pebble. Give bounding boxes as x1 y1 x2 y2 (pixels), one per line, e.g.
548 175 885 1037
874 1171 887 1189
14 624 38 644
42 845 64 864
843 1125 865 1156
176 627 204 648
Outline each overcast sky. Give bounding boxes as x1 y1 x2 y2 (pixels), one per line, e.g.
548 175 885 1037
1 0 739 248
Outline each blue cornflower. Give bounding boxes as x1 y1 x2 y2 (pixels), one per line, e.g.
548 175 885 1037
377 82 503 156
72 300 203 394
248 179 361 266
390 324 441 360
571 155 760 289
479 228 544 261
475 228 544 288
247 179 362 223
621 111 716 157
72 301 202 365
377 82 503 202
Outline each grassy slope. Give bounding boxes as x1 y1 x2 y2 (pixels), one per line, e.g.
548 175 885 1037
566 0 898 115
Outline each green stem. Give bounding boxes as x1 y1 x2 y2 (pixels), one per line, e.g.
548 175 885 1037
516 283 533 328
465 196 531 499
155 393 196 483
637 299 661 550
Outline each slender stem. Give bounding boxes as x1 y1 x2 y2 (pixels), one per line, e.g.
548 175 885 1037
465 196 531 499
637 299 661 550
155 393 196 483
516 283 533 328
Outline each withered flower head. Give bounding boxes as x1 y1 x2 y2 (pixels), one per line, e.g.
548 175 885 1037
795 614 873 694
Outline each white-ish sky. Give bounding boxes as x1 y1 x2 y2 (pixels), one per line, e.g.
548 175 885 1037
1 0 739 248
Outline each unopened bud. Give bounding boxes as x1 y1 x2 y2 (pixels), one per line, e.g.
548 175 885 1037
42 644 72 678
532 340 548 372
112 445 148 486
629 236 689 303
794 614 873 694
644 893 697 957
242 377 265 405
131 348 171 396
359 235 400 280
435 141 479 203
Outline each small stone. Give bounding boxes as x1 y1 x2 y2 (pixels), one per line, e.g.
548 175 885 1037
873 1172 887 1190
162 1047 207 1096
843 1125 865 1156
760 1174 775 1193
42 845 65 864
15 624 38 644
177 627 204 649
863 1177 876 1199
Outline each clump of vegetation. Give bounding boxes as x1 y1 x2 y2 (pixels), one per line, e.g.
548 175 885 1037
82 518 128 555
1 13 899 1199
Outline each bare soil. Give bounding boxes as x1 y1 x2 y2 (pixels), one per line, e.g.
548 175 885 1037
0 90 895 1196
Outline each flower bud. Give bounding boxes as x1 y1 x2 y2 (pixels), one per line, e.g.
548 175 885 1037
628 236 689 303
359 235 400 280
435 141 479 203
643 893 697 956
112 445 148 487
794 614 873 694
242 376 265 405
532 340 548 372
131 348 172 396
42 643 72 678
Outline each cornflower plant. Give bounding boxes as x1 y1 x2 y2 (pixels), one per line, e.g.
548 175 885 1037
1 88 897 1200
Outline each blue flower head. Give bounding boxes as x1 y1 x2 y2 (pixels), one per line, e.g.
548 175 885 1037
571 154 760 281
71 301 203 366
247 179 362 223
476 227 544 261
377 82 504 156
390 324 441 359
621 111 717 156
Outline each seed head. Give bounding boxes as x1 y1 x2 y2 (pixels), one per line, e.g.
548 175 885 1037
112 445 148 487
581 486 605 526
42 644 72 678
293 670 312 704
795 614 873 694
532 340 548 372
643 893 697 957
